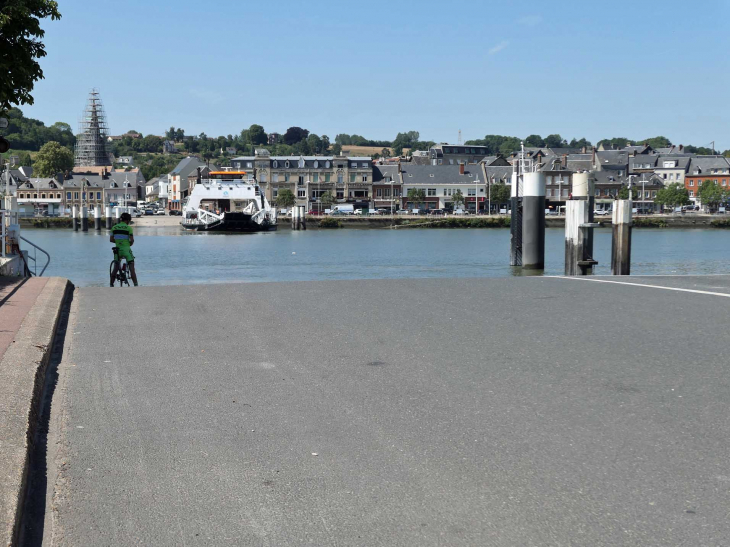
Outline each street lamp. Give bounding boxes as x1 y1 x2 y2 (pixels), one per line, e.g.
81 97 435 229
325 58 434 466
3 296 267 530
475 177 480 215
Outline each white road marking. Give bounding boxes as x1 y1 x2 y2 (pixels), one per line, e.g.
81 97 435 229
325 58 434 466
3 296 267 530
546 276 730 298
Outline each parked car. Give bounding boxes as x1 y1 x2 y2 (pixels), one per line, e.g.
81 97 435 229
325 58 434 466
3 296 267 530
594 209 610 216
396 210 411 215
429 209 445 216
169 210 182 216
155 209 166 215
144 209 154 216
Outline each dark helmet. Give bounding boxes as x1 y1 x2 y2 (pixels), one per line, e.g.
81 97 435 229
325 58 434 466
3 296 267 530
120 212 132 223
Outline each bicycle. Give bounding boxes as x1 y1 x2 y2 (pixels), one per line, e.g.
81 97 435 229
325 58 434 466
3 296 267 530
110 247 131 287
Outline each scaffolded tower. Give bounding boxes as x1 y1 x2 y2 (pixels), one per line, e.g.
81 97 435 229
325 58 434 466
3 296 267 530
74 89 111 167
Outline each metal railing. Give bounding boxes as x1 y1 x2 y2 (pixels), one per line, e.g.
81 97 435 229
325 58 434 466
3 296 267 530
19 236 51 276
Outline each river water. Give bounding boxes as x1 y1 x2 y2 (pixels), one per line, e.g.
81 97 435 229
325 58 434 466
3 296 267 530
21 226 730 287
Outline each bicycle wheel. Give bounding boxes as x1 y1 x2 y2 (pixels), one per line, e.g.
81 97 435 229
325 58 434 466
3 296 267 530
110 260 119 286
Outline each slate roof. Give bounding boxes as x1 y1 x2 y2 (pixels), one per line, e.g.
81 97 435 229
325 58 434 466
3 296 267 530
484 166 513 183
653 156 691 170
170 156 206 178
373 165 400 183
565 154 593 172
596 150 629 168
400 164 484 185
687 156 730 176
628 154 658 172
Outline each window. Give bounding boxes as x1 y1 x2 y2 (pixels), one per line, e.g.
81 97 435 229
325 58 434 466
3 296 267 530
376 188 382 197
284 174 290 182
273 161 278 168
427 188 436 196
350 173 356 183
449 159 454 165
336 190 344 199
443 189 448 196
298 158 305 168
351 163 357 168
362 162 368 168
546 189 552 197
272 189 278 198
67 192 72 200
594 189 600 197
97 192 101 200
82 192 86 199
272 173 279 183
285 161 290 168
298 175 305 185
74 192 79 199
714 179 718 184
438 159 442 165
260 172 267 182
644 191 650 198
325 173 331 183
297 189 306 198
723 180 727 186
41 193 46 199
698 180 703 186
467 188 476 196
246 162 253 168
312 173 319 183
362 175 368 183
652 191 657 197
393 188 400 197
669 173 674 180
325 161 330 168
314 161 318 168
689 190 694 197
689 180 694 186
337 174 343 184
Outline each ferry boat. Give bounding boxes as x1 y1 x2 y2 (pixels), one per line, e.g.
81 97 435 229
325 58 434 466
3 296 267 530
181 170 277 232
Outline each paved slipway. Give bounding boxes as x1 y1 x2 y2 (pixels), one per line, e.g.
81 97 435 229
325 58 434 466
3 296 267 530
42 276 730 546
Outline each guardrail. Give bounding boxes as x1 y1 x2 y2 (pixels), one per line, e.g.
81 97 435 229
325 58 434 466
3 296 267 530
19 235 51 276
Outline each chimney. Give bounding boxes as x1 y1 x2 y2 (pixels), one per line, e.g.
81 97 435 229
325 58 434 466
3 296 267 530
592 147 596 167
679 144 683 152
459 162 465 175
197 167 202 186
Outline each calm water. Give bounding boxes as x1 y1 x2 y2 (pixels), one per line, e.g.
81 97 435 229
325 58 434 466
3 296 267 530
22 226 730 287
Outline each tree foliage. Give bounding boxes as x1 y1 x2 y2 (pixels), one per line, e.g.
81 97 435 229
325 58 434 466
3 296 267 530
275 188 296 208
654 182 690 209
451 189 464 208
0 107 75 150
248 124 267 146
34 141 73 176
283 127 309 145
320 190 336 207
697 179 728 210
0 0 62 112
489 183 511 205
406 187 425 208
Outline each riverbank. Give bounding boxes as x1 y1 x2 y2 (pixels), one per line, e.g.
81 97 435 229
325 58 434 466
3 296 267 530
17 213 730 230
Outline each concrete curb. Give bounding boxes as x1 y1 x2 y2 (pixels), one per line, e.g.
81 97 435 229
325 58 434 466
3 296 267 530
0 277 72 547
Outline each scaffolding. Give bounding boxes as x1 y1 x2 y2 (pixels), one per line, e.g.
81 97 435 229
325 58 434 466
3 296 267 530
74 89 111 167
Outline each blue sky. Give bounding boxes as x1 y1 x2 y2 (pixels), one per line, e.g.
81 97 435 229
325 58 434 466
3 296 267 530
19 0 730 149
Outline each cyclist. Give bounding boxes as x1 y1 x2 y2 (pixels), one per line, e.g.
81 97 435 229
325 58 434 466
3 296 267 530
110 212 139 287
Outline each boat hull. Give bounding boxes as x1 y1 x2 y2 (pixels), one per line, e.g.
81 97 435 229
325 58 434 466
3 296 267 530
182 212 277 232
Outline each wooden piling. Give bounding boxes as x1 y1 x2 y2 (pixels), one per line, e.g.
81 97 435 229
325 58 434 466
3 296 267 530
611 200 632 275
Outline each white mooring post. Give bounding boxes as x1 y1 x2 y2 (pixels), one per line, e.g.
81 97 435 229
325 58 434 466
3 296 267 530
611 200 632 275
105 205 112 229
94 205 101 230
299 205 306 230
564 172 598 275
521 172 546 270
72 205 79 231
291 206 298 230
81 205 89 231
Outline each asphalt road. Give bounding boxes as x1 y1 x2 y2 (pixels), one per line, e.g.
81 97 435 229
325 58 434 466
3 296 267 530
43 276 730 546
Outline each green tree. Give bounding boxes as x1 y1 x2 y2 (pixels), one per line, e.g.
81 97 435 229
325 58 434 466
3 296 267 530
248 124 267 146
597 137 635 150
392 131 420 156
175 128 185 141
544 134 565 148
34 141 73 176
275 188 296 208
642 136 671 149
0 0 62 113
283 126 309 145
654 182 690 210
380 147 391 159
498 137 521 157
331 143 342 156
524 134 544 147
568 137 592 149
489 184 511 206
697 179 727 211
406 188 425 209
321 135 331 152
451 189 465 209
320 191 336 207
17 150 32 166
307 133 322 154
618 185 631 200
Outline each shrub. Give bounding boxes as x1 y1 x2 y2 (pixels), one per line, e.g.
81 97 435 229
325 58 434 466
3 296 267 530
318 217 341 228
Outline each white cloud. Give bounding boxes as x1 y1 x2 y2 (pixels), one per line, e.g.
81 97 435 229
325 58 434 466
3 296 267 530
518 15 542 27
488 41 509 55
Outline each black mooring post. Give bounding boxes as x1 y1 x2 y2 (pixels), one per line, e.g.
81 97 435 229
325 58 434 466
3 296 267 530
521 172 546 270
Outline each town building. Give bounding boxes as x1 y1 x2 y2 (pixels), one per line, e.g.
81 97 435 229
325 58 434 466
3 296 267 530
231 150 372 210
168 156 207 211
654 156 691 186
428 144 491 165
400 163 488 212
267 133 280 145
372 164 402 211
684 156 730 203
